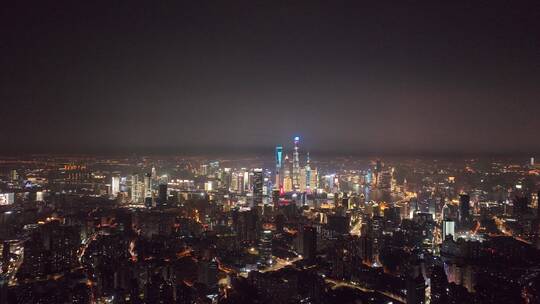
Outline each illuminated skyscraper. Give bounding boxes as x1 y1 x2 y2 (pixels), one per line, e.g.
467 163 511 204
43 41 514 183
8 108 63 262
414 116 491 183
305 152 312 193
221 168 232 190
275 145 283 189
298 153 316 193
151 166 157 189
130 174 140 203
283 176 293 192
144 173 152 198
292 136 300 190
442 218 455 241
283 154 290 177
374 160 382 187
323 174 335 193
283 154 293 192
208 161 219 177
252 168 263 206
259 230 273 265
299 168 307 192
243 170 250 193
111 175 120 197
230 171 240 193
310 167 318 191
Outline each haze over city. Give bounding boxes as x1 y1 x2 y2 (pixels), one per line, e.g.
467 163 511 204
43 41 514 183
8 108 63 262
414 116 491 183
1 1 540 304
2 1 540 155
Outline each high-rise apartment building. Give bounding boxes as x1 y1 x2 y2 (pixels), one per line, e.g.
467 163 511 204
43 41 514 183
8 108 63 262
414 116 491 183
252 168 263 206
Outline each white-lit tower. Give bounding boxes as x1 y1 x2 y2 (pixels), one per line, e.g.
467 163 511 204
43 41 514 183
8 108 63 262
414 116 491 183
144 173 152 198
111 175 120 197
292 136 300 190
305 152 312 193
130 174 140 203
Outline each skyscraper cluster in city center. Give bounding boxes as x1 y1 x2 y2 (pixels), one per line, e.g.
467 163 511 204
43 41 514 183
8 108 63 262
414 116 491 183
121 136 322 208
274 137 318 194
110 165 170 208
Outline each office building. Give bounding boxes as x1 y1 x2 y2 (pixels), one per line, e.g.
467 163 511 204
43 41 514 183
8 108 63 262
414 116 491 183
130 174 140 203
252 168 263 206
297 225 317 262
157 183 167 206
111 175 120 197
144 173 152 198
442 219 455 241
459 194 470 224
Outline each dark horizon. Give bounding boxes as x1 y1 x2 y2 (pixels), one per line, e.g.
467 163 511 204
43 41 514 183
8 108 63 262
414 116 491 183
1 144 539 160
2 1 540 155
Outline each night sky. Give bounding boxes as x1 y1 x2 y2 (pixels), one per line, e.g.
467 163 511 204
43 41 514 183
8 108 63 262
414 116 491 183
2 1 540 155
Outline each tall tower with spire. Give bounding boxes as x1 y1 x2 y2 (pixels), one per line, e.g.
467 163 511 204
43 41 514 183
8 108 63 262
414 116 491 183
292 136 300 190
275 145 283 189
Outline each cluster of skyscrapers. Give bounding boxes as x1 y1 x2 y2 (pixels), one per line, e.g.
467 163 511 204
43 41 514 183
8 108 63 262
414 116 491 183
274 136 318 194
3 153 540 303
117 166 169 208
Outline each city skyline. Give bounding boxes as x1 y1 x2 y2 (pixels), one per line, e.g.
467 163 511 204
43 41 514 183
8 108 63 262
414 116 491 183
2 151 540 303
2 1 540 303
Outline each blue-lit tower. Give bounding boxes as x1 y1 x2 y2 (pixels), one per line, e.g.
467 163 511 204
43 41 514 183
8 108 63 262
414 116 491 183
275 145 283 189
